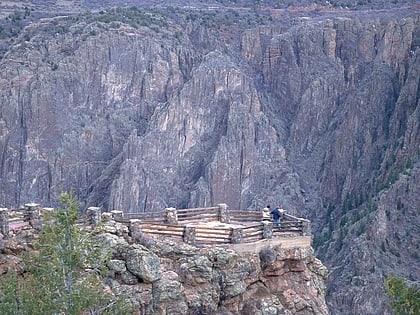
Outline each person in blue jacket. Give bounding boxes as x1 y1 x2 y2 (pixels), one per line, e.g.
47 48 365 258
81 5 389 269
271 205 284 228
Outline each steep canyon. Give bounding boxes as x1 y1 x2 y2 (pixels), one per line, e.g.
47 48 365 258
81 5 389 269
0 2 418 314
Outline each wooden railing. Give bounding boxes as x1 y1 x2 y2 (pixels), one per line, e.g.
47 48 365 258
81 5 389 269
230 210 263 222
0 203 311 248
0 204 42 235
8 211 30 231
140 222 185 241
124 211 164 222
241 223 265 243
177 206 219 223
114 205 311 246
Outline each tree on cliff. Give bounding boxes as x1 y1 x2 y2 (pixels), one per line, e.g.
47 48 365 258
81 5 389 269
386 275 420 315
0 192 131 314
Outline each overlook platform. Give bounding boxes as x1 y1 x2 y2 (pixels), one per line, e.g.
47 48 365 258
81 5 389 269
104 204 312 247
0 203 311 250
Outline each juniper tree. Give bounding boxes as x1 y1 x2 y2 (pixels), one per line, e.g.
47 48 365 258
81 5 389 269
0 192 131 315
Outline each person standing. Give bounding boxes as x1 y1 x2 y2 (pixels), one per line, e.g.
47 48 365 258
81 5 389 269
262 206 271 221
271 205 282 228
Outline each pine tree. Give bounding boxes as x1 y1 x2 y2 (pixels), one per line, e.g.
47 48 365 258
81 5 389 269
0 192 132 314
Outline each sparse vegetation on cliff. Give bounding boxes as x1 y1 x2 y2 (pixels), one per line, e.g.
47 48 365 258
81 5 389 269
386 275 420 315
0 193 131 315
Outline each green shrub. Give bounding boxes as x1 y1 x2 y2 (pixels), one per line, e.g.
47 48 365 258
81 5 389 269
0 193 132 315
386 275 420 314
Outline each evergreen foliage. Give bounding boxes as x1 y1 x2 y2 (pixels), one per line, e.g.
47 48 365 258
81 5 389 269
0 192 132 315
386 275 420 315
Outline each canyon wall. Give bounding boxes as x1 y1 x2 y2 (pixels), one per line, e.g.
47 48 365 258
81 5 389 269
0 6 418 314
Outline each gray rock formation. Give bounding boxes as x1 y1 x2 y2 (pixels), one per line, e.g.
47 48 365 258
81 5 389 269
99 232 329 315
0 4 418 314
0 222 329 315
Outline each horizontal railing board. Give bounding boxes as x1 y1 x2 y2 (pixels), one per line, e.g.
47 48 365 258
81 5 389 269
141 230 184 237
178 218 213 223
178 209 218 215
141 224 184 231
178 211 218 216
141 224 183 231
243 231 263 238
140 230 182 235
242 236 263 242
178 213 218 220
8 217 25 223
194 237 231 242
230 214 262 218
124 212 165 220
195 231 232 237
195 236 231 242
230 214 262 219
242 226 262 232
177 206 219 212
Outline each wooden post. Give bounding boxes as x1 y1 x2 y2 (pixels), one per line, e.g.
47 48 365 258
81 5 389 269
25 203 41 229
87 207 101 226
183 225 196 245
217 203 230 223
301 219 311 236
262 221 273 239
0 208 9 236
165 207 178 224
231 227 243 244
111 210 124 221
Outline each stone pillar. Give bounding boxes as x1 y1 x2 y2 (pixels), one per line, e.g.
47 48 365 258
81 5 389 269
87 207 101 226
41 207 54 217
231 227 243 244
217 203 230 223
301 219 311 236
111 210 124 221
129 219 143 241
25 203 41 229
0 208 9 236
165 207 178 224
262 221 273 239
184 226 196 245
101 212 113 223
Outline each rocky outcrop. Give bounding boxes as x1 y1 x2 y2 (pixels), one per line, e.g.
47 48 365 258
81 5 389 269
0 223 329 315
0 5 418 315
98 232 329 315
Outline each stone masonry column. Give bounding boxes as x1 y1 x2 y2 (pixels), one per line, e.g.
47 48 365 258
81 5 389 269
184 225 196 245
217 203 230 223
111 210 124 221
0 208 9 236
41 207 54 217
231 227 243 244
301 219 311 236
165 207 178 224
25 203 41 229
87 207 101 226
262 221 273 239
129 219 143 241
101 212 113 223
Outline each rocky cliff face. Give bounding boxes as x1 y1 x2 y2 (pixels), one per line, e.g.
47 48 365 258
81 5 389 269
103 229 329 315
0 222 329 315
0 4 418 314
